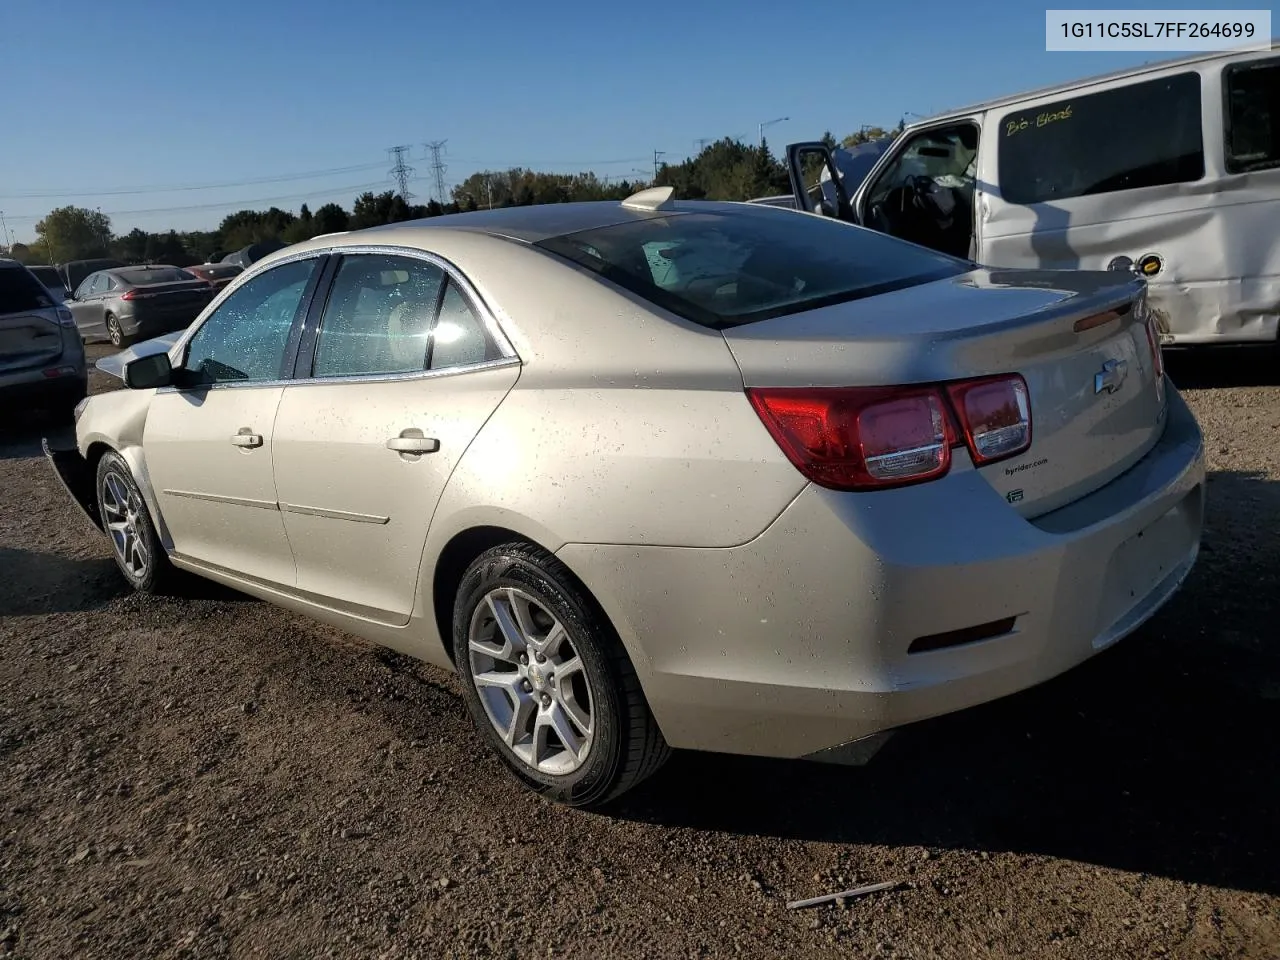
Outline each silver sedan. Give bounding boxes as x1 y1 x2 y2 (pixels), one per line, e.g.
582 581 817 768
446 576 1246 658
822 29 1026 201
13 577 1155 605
65 264 214 347
45 188 1205 807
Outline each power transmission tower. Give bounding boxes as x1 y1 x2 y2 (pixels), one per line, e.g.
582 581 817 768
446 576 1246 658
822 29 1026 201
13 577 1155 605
425 140 449 204
694 138 711 152
653 149 666 180
387 145 416 200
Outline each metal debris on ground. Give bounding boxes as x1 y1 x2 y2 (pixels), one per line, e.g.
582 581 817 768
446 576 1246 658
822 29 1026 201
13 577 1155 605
785 879 902 910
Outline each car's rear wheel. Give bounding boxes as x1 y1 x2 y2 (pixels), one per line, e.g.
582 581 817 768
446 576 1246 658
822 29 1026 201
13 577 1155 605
105 313 130 348
453 543 670 807
95 451 173 593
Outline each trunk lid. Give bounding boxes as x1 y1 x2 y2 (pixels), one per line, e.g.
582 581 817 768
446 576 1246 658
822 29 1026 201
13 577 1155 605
722 267 1166 518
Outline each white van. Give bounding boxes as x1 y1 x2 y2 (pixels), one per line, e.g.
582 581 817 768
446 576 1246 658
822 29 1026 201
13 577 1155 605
780 44 1279 345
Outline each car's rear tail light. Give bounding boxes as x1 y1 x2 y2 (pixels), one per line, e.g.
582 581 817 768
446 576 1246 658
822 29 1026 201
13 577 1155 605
945 375 1031 465
1143 313 1165 379
120 290 156 301
748 374 1033 491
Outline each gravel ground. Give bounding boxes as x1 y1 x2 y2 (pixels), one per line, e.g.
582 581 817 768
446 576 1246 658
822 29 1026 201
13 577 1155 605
1 344 1277 960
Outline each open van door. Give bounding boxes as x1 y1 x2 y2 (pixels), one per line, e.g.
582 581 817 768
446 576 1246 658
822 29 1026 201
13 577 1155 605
784 142 856 221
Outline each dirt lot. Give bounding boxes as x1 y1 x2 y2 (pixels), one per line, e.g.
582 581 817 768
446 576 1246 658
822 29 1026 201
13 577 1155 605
2 344 1278 960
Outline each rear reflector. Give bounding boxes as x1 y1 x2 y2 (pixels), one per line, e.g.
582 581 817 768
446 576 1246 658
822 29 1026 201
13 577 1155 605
748 374 1032 491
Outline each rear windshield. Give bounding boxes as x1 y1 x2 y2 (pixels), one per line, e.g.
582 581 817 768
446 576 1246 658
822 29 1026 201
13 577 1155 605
534 207 967 328
0 265 56 314
121 267 196 285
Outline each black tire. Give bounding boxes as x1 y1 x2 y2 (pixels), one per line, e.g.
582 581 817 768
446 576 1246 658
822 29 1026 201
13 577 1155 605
95 450 174 594
453 543 670 807
105 313 131 348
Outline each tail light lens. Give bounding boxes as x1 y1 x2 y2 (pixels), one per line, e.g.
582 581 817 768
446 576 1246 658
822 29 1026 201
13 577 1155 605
1143 313 1165 379
748 374 1032 491
945 376 1031 464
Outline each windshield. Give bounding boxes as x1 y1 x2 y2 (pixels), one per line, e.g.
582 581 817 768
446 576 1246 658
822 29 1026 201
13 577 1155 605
535 207 968 328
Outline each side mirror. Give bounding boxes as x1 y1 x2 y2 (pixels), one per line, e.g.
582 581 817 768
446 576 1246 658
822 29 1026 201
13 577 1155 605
124 352 173 390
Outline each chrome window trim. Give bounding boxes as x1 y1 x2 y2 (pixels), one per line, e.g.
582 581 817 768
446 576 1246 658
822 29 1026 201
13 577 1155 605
162 242 521 393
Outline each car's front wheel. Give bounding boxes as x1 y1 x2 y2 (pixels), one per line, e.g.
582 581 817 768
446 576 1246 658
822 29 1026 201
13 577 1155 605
95 451 173 593
453 543 670 807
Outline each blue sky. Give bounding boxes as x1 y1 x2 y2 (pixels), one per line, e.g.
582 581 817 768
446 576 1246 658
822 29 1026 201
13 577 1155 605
0 0 1267 241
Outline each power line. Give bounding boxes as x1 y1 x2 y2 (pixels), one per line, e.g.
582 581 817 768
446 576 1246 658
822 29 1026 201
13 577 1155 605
1 180 394 222
387 145 416 201
425 140 448 204
0 161 388 200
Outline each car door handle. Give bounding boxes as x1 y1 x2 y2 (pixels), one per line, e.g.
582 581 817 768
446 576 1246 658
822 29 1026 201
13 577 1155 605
386 430 439 455
230 429 263 449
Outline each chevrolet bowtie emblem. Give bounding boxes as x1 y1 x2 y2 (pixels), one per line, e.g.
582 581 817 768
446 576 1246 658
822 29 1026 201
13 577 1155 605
1094 358 1129 395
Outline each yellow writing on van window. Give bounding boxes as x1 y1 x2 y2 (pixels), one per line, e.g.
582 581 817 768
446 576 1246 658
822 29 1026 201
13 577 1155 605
1005 104 1073 137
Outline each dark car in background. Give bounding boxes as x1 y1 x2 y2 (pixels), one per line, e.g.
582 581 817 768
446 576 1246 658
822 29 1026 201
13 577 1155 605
65 264 214 347
59 258 126 296
186 262 244 292
27 265 71 302
0 259 87 416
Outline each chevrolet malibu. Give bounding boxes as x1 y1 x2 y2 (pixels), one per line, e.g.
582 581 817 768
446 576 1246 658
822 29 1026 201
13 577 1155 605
44 189 1205 807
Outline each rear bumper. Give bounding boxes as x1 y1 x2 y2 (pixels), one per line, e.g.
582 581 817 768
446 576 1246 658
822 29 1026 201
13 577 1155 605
559 385 1206 759
43 438 102 533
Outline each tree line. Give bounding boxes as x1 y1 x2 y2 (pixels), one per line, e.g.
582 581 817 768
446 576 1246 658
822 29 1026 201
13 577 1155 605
3 126 901 268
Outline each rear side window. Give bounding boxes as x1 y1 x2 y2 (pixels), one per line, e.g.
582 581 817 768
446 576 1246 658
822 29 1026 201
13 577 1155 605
1225 57 1280 173
0 266 55 313
998 72 1204 204
429 282 497 370
312 254 445 378
535 206 967 329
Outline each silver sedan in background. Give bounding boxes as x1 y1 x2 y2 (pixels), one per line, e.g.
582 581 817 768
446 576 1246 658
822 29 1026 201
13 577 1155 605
46 190 1205 808
65 264 214 347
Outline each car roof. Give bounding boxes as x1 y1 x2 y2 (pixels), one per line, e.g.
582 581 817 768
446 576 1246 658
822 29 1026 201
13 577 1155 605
911 41 1279 128
310 197 773 248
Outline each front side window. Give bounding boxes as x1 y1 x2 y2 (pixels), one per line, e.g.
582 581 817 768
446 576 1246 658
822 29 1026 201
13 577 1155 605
998 72 1204 204
1225 57 1280 173
536 206 967 329
182 257 319 384
312 254 445 378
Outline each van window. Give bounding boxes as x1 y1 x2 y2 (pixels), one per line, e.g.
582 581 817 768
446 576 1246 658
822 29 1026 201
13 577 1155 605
997 72 1204 204
1225 57 1280 174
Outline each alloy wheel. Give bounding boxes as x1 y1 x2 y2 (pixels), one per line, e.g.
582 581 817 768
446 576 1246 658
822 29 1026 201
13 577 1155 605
467 587 595 776
101 470 149 579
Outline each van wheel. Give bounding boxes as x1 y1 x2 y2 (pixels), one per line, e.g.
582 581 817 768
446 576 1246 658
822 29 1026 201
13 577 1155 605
453 543 670 808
